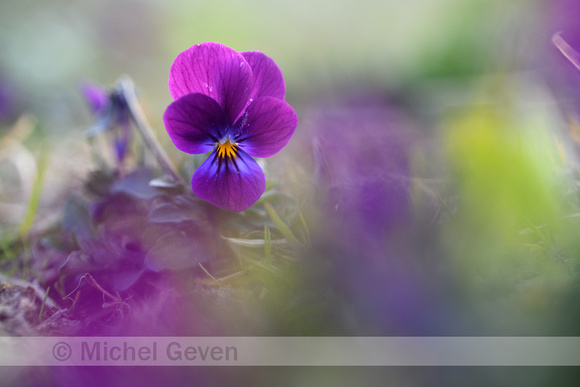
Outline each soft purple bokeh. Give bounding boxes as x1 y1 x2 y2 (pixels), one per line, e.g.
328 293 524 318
302 98 452 335
0 72 21 123
544 0 580 118
311 102 412 250
0 82 15 122
52 185 228 338
549 0 580 52
164 42 297 212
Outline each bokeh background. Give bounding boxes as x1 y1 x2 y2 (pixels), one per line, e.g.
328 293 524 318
3 0 580 386
0 0 554 229
0 0 548 127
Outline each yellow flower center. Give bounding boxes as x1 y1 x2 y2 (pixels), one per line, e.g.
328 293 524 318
216 139 238 159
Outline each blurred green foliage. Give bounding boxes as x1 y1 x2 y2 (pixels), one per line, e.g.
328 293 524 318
439 86 579 332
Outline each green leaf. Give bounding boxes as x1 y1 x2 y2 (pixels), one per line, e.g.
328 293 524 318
148 201 205 223
111 168 159 199
221 236 287 248
62 196 94 243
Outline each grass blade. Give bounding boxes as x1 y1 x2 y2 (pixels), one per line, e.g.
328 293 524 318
264 201 300 245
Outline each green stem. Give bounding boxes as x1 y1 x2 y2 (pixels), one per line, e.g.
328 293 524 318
118 76 185 186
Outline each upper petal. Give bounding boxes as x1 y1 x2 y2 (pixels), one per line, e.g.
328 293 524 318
191 148 266 212
169 42 253 123
81 81 109 114
241 51 286 101
234 96 298 158
163 93 228 154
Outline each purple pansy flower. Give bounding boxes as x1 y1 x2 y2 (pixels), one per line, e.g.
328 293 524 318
163 42 298 212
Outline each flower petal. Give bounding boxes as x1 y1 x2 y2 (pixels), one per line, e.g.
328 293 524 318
81 81 109 114
191 148 266 211
235 96 298 158
169 42 253 123
241 51 286 101
163 93 229 154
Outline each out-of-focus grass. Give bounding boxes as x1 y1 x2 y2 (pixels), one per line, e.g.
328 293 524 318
439 77 577 331
18 147 48 239
264 201 301 246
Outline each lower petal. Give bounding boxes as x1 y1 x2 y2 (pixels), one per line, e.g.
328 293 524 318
191 148 266 212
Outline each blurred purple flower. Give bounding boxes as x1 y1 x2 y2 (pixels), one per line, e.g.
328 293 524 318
81 81 132 162
163 42 298 212
301 98 453 335
311 102 413 251
58 194 149 295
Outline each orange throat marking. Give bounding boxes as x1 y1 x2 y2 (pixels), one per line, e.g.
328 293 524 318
216 139 238 159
